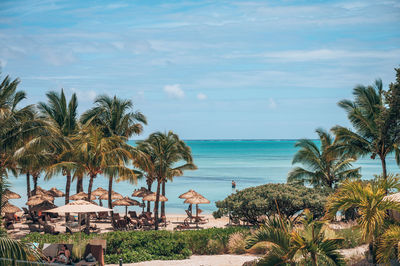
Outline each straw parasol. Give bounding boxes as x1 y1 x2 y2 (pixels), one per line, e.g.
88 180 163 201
31 186 47 195
179 189 200 213
4 189 21 200
30 201 57 212
99 191 123 200
92 187 107 197
143 192 168 202
47 187 65 198
70 192 96 201
184 194 210 218
2 203 21 213
26 194 54 206
113 197 142 217
132 187 150 198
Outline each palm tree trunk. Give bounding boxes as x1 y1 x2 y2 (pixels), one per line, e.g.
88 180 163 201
26 172 31 198
108 177 113 209
32 174 38 195
161 181 166 217
65 172 71 204
86 174 95 232
380 155 387 180
154 180 161 230
147 179 152 213
76 176 83 193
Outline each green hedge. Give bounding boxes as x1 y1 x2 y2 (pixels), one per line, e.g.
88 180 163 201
23 227 248 264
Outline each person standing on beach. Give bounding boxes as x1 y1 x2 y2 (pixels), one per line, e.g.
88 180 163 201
232 180 236 188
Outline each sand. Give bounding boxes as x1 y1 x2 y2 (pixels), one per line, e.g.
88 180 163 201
106 255 259 266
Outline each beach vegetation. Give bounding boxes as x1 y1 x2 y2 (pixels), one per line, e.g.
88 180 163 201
213 183 329 224
332 68 400 180
80 95 147 209
135 131 197 230
325 174 400 263
246 210 345 266
227 231 247 254
287 128 360 189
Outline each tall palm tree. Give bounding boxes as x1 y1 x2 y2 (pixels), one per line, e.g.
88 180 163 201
38 89 78 204
288 128 360 189
80 95 147 209
246 210 345 265
333 78 400 180
137 131 196 230
325 175 400 262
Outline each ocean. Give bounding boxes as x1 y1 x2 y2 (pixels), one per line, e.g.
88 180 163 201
8 140 400 214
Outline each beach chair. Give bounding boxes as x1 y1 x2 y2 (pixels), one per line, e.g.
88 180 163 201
129 211 138 219
28 223 41 233
44 224 60 235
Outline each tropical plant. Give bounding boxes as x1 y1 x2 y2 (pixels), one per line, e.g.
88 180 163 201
246 210 345 265
136 131 196 229
0 237 43 264
325 175 400 262
376 224 400 263
38 89 78 203
288 128 360 189
80 95 147 209
333 71 400 180
213 183 329 224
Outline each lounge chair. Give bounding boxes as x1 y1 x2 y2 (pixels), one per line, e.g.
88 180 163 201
28 223 41 233
44 224 60 235
184 211 208 226
76 244 104 266
97 212 109 221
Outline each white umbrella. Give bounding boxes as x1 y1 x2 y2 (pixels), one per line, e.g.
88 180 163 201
44 200 112 214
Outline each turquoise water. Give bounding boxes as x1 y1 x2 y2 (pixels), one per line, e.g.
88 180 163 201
8 140 400 214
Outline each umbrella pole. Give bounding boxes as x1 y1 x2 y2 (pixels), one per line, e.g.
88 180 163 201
196 204 199 228
125 206 128 217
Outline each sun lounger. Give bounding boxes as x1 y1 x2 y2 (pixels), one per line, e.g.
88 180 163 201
28 223 42 233
44 224 60 235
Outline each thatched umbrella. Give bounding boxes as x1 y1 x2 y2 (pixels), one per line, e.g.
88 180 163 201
26 194 54 206
179 189 200 213
99 191 123 201
91 187 108 206
143 193 168 202
47 187 65 198
70 192 96 201
2 203 21 213
31 186 47 196
132 187 151 212
30 201 57 212
4 189 21 200
184 194 210 218
113 197 141 217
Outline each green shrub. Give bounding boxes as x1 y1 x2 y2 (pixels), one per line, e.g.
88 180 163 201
227 232 246 254
335 227 365 249
247 241 268 254
22 227 249 264
213 183 330 224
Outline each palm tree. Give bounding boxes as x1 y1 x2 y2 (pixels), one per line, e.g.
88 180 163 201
377 224 400 263
288 128 360 189
333 78 400 180
38 89 78 204
0 237 43 263
246 210 345 265
137 131 196 230
80 95 147 209
325 175 400 262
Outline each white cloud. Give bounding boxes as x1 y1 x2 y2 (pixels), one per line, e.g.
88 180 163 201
197 93 207 100
268 98 277 109
163 84 184 99
70 88 97 102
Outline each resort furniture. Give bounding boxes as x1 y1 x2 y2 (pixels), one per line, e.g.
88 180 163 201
44 224 60 235
28 223 42 233
76 244 105 266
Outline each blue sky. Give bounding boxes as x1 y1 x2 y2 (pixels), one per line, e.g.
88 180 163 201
0 0 399 139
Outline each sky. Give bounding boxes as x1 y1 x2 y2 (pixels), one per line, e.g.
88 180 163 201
0 0 399 139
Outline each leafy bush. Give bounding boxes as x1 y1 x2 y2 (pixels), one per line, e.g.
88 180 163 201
335 227 365 249
227 232 246 254
23 227 249 264
213 183 330 224
246 241 268 254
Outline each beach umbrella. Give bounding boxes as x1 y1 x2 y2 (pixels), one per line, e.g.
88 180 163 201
3 189 21 200
98 191 123 200
384 192 400 202
132 187 150 197
47 187 65 198
184 194 210 219
179 189 200 213
2 203 21 213
113 197 141 217
143 192 168 202
31 186 47 196
92 187 108 206
70 192 96 201
30 201 57 212
26 194 54 206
